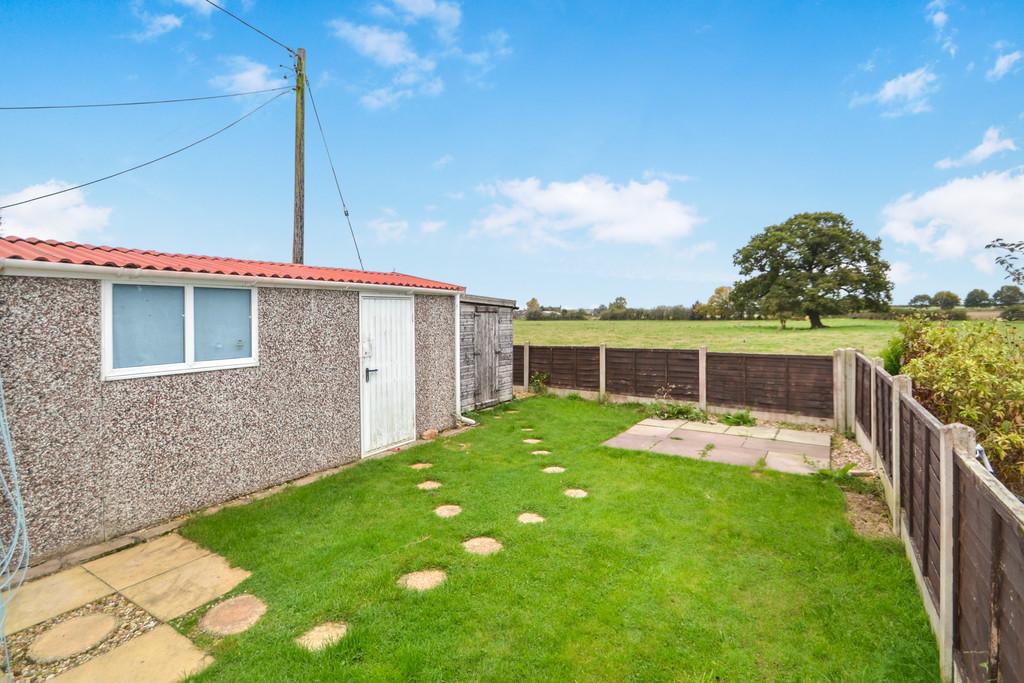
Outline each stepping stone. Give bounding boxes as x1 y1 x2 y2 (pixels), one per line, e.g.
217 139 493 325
493 416 502 420
564 488 588 498
28 613 118 663
417 480 442 490
523 438 542 444
506 410 520 414
409 462 432 470
2 567 113 635
50 625 211 683
296 622 348 652
531 450 551 455
517 513 545 524
463 537 503 555
398 569 446 591
120 553 250 621
521 427 534 432
434 504 462 518
199 594 266 637
542 466 565 474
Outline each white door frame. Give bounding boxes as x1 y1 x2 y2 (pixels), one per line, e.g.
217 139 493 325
358 293 417 456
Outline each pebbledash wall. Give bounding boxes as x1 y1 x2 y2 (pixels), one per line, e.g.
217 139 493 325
0 275 457 561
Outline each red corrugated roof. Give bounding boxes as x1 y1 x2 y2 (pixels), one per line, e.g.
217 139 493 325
0 236 464 291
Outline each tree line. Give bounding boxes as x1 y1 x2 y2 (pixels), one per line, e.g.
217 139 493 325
908 287 1023 309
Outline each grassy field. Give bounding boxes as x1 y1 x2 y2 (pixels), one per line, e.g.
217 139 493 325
514 318 901 356
180 396 938 681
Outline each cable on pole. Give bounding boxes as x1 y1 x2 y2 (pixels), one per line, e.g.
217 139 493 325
0 89 291 212
203 0 296 56
0 85 294 111
304 75 366 270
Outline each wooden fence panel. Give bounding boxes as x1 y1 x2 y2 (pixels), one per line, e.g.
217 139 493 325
855 355 871 433
513 345 523 383
666 350 700 401
706 353 833 418
874 372 893 479
606 348 637 395
900 397 942 607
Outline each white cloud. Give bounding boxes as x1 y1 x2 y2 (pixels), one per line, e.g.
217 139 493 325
888 261 916 285
473 175 705 247
432 154 454 169
209 56 288 93
642 170 693 183
971 253 996 274
389 0 461 42
130 9 182 41
420 220 446 233
0 182 111 241
329 20 422 67
881 169 1024 267
935 127 1017 169
987 51 1022 81
925 0 956 56
446 191 465 200
852 66 938 116
369 209 408 241
360 86 411 109
173 0 216 15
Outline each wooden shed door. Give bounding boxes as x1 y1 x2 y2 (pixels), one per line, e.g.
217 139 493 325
360 295 416 455
474 310 498 405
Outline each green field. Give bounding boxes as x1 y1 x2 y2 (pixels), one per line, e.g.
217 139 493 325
514 318 901 356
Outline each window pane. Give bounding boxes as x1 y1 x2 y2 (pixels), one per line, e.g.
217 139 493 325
194 287 252 362
112 284 185 369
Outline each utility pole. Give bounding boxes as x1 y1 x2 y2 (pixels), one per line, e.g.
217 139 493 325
292 47 305 264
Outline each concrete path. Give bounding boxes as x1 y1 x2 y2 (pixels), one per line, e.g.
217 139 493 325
604 418 832 474
3 533 249 681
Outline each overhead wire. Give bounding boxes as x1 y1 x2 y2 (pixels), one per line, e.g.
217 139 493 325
0 85 293 111
0 89 291 211
304 75 366 270
202 0 296 56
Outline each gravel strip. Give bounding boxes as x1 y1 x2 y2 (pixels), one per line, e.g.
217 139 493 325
5 594 158 682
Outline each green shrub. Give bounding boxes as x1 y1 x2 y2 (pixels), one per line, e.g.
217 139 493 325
1001 305 1024 321
720 409 757 426
880 334 904 375
529 371 550 395
900 320 1024 493
644 402 707 422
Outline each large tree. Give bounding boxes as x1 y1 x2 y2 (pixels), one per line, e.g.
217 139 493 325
731 212 891 329
964 288 990 307
993 285 1024 307
932 290 961 310
909 294 933 308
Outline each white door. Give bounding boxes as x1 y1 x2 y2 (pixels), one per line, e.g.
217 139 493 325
360 295 416 455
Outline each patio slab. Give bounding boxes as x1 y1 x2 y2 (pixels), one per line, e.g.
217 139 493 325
51 625 211 683
120 554 250 621
602 433 660 451
724 425 779 439
3 567 114 635
766 451 819 475
744 437 830 464
637 418 686 429
676 421 730 434
775 429 833 447
624 424 676 437
84 533 210 591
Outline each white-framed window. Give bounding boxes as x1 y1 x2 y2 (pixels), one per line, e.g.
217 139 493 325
101 280 258 380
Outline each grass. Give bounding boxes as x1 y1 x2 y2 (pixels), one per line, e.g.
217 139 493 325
180 396 938 681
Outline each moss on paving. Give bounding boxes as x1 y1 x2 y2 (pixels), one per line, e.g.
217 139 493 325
180 395 939 682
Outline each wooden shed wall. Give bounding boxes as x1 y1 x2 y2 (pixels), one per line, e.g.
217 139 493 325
460 302 514 411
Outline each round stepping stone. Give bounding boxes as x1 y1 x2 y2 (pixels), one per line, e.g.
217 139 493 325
542 466 565 474
409 462 432 470
517 512 545 524
523 438 542 444
398 569 446 591
564 488 588 498
506 410 520 414
463 537 503 555
531 450 551 455
434 504 462 518
28 613 118 663
417 480 442 490
296 622 348 652
521 428 534 432
199 594 266 636
493 416 502 420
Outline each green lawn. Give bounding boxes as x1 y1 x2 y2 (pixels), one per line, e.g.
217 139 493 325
515 318 900 355
180 396 938 682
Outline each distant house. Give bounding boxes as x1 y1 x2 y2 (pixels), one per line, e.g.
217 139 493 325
0 236 507 561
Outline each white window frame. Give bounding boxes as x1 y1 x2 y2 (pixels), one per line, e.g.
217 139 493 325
101 279 259 380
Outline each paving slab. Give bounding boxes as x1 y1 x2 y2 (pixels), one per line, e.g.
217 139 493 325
676 421 730 434
637 418 686 429
649 439 705 458
775 429 833 447
602 433 659 451
120 554 250 621
742 437 829 463
669 430 749 449
766 451 819 475
51 624 211 683
3 567 114 635
704 447 765 467
624 424 676 437
724 425 779 439
84 534 210 591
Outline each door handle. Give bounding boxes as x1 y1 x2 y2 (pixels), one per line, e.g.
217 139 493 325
365 367 378 382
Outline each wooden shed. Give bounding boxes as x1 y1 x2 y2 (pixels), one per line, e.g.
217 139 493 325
459 294 516 411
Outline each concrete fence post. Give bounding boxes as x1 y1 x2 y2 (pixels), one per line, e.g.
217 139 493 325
937 423 966 682
698 346 708 411
523 343 530 388
891 374 912 534
833 349 846 433
599 344 607 400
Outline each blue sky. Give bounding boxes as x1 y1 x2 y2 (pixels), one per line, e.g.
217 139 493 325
2 1 1023 308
